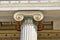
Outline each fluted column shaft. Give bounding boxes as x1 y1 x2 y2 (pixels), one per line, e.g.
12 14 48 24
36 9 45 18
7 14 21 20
20 18 37 40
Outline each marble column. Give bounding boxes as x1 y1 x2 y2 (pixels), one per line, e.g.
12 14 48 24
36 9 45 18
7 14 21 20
20 18 37 40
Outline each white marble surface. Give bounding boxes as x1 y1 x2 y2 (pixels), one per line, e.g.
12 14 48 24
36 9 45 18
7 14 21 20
20 18 37 40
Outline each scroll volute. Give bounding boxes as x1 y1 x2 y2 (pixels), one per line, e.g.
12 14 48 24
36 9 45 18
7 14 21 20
13 12 24 31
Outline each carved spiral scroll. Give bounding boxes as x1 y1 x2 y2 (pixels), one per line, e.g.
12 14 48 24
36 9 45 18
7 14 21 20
14 12 24 21
33 13 44 21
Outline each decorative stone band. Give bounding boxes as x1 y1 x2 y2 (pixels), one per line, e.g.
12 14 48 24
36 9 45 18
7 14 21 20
0 0 59 4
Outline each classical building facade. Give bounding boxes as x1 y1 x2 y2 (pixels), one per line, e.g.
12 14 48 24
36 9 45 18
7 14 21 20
0 0 60 40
